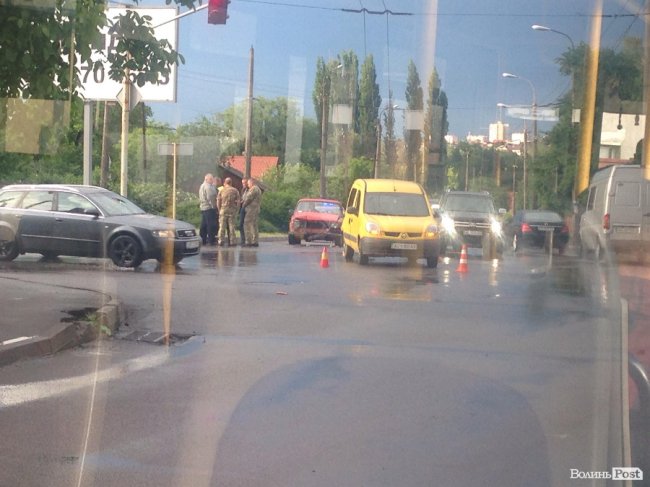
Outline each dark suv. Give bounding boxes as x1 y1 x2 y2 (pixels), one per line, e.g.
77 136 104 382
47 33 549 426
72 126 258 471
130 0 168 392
436 190 505 259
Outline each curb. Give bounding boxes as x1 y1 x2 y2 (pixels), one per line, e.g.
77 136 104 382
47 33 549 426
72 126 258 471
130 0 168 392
0 298 121 368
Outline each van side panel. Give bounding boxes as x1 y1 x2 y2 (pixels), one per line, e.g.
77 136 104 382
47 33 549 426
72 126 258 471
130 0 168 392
581 165 650 255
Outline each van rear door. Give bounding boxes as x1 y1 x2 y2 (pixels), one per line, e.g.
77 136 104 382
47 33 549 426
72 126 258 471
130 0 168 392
609 178 642 245
643 180 650 246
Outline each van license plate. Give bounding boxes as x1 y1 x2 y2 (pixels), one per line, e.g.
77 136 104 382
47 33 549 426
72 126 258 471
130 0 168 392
391 243 417 250
614 226 639 234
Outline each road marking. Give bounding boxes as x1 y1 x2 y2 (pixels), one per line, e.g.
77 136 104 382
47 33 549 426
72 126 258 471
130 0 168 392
0 350 169 408
1 336 37 346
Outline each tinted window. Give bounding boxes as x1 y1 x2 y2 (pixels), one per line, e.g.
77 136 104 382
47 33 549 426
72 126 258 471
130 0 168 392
586 186 598 210
20 191 54 211
89 191 146 216
524 211 563 223
346 188 358 210
0 190 23 208
614 182 640 207
57 192 98 214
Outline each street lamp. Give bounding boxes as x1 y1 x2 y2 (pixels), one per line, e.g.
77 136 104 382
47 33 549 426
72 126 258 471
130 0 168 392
531 24 575 49
374 104 399 178
502 72 537 209
533 22 580 233
532 24 576 119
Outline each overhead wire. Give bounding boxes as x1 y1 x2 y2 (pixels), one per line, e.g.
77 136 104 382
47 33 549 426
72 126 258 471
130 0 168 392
236 0 638 20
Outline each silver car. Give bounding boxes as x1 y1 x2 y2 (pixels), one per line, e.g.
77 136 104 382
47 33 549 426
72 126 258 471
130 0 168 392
0 184 201 268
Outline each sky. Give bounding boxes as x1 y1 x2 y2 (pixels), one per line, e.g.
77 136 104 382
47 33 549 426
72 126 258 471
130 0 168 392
137 0 645 140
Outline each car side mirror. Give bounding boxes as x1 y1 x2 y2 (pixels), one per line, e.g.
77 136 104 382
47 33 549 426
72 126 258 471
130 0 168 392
84 208 100 218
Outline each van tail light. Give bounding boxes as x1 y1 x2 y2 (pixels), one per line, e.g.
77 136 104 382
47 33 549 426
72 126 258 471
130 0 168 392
521 223 533 233
603 213 610 231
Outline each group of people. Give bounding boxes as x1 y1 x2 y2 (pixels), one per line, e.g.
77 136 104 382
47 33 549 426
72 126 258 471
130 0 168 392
199 173 262 248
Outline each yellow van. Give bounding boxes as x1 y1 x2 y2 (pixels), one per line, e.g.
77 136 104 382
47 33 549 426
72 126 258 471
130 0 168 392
341 179 440 267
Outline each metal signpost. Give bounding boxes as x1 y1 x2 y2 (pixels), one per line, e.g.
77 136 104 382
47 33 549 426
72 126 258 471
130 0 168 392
77 7 179 194
158 142 193 219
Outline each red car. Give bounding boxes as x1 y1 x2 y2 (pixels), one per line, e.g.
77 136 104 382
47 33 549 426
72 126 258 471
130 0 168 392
288 198 344 246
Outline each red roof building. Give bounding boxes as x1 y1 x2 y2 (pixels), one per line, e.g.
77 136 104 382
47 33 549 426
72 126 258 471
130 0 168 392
220 156 279 181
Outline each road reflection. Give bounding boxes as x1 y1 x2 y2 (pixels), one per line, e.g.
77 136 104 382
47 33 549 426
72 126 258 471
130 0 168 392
199 248 258 268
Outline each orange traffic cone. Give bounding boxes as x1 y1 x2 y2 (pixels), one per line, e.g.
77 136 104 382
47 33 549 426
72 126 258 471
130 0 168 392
320 246 329 268
456 244 468 273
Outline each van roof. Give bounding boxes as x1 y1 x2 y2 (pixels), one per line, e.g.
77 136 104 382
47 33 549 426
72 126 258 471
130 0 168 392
591 164 641 184
354 179 424 194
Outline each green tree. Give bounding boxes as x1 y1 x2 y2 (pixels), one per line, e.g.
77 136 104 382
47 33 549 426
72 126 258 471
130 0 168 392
357 55 381 160
382 89 398 178
404 60 423 183
531 36 644 213
0 1 191 100
424 69 448 193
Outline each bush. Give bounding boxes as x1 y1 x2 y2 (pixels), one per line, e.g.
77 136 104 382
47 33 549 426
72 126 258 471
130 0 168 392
127 182 200 226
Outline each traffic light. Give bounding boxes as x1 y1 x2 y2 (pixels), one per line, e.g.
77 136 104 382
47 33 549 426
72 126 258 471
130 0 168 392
208 0 229 24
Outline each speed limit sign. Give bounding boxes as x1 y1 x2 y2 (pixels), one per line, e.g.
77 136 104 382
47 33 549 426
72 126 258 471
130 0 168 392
76 7 178 102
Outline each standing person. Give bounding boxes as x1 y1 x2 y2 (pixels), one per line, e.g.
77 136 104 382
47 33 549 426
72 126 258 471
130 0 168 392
238 178 248 245
213 176 223 237
217 177 240 246
242 178 262 247
199 173 217 246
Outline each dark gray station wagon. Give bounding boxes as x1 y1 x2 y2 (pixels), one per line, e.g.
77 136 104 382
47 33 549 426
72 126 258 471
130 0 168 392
0 184 201 268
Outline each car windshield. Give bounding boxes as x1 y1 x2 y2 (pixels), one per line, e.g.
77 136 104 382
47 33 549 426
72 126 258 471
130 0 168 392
443 194 495 213
296 201 342 215
2 1 649 485
364 192 430 217
89 191 147 216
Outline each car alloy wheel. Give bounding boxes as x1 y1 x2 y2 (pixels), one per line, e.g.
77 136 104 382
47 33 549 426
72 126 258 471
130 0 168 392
109 234 143 268
0 237 18 261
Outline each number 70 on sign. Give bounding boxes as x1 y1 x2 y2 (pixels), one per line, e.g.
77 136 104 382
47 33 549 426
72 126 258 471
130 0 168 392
76 7 179 103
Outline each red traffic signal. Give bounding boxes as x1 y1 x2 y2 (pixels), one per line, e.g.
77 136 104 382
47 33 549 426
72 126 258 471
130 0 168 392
208 0 229 24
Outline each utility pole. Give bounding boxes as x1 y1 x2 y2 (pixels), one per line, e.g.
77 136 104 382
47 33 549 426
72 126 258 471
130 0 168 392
643 0 650 177
576 0 602 197
120 68 131 196
320 86 330 198
245 46 254 179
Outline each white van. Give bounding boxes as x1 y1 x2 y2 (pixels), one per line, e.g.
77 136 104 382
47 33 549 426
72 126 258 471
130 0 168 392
579 164 650 258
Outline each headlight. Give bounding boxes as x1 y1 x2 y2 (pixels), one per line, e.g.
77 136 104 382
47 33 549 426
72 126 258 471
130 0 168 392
152 229 175 238
365 221 381 236
292 219 303 229
425 224 439 238
441 214 456 235
490 218 502 235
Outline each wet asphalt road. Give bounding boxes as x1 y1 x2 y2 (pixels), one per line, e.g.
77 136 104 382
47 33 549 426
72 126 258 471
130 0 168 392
0 242 629 486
